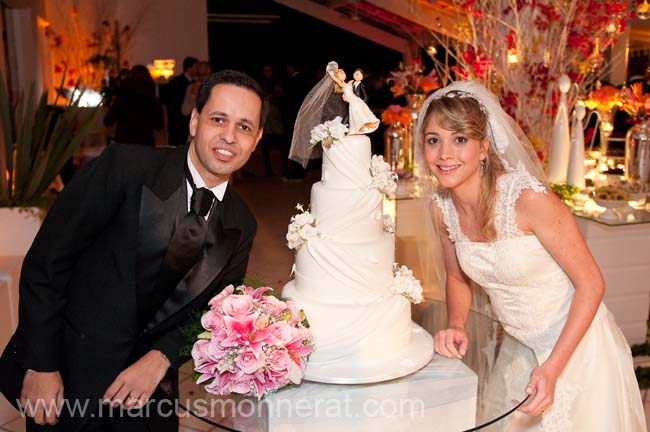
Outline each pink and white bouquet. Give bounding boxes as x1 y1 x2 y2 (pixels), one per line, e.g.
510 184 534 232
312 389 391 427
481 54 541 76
191 284 314 399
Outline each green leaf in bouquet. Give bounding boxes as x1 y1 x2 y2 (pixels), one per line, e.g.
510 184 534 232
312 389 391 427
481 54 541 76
300 309 311 328
279 309 293 322
197 331 211 340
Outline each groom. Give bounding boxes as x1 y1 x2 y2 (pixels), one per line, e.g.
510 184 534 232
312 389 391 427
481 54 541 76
0 70 266 431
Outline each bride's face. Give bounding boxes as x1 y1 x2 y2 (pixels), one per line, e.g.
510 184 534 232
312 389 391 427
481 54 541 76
423 116 488 190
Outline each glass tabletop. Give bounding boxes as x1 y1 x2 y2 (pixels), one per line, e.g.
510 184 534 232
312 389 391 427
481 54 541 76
178 298 536 432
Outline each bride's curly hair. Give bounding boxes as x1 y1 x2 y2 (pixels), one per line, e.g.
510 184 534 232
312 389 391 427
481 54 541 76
422 96 504 241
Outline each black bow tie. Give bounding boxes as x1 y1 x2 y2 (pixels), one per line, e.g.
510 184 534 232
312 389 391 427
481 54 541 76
163 163 216 275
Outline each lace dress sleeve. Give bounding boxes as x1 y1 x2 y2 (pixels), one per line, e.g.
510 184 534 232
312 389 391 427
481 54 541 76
495 169 547 240
433 191 468 243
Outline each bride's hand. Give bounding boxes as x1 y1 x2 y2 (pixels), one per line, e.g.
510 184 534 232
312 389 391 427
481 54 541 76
519 364 559 416
433 327 468 359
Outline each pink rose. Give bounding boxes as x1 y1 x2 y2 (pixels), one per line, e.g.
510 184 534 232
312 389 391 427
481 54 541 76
269 321 294 345
230 375 253 395
267 349 290 372
260 295 287 316
236 350 264 375
209 285 235 310
221 295 254 318
201 310 224 331
191 339 210 365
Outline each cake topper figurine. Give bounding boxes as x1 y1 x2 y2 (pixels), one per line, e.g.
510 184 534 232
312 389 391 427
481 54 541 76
289 61 379 167
352 68 368 103
326 64 378 136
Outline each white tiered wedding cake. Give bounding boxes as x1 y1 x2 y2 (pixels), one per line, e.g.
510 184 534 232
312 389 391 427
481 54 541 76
282 132 434 384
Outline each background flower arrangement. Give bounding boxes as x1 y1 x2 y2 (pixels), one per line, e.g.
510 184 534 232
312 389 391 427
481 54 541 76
40 1 147 98
619 82 650 123
424 0 632 160
386 59 440 98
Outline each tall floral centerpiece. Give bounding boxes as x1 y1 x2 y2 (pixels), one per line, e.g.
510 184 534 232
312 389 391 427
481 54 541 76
40 1 146 103
583 83 621 157
425 0 632 162
384 59 440 177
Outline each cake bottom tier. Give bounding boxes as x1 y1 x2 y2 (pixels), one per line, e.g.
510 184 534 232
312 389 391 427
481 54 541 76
283 280 434 384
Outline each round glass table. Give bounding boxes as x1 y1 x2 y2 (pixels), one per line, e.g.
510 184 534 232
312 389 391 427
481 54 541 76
178 299 537 432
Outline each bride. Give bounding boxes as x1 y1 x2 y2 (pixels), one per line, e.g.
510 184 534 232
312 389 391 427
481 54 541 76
416 81 646 430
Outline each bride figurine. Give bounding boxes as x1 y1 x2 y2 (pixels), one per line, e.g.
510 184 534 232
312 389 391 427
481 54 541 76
415 81 646 431
327 66 379 135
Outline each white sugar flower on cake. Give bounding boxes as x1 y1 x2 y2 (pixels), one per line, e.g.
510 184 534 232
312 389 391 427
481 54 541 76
391 264 423 304
309 116 349 149
382 214 395 234
370 155 398 195
287 204 321 250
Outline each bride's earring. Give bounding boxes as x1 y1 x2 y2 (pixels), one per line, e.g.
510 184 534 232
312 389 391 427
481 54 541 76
480 158 487 176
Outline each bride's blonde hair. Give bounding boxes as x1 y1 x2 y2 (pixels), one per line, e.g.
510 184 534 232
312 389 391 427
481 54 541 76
421 96 504 241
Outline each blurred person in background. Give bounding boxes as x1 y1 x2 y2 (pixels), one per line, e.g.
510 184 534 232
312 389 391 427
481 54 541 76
104 65 164 147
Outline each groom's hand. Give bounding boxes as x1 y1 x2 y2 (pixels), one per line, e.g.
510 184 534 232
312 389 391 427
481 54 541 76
433 327 468 359
20 370 64 425
102 350 170 409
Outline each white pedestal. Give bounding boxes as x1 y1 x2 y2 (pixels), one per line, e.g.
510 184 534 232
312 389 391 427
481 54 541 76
0 207 42 256
575 216 650 345
267 356 477 432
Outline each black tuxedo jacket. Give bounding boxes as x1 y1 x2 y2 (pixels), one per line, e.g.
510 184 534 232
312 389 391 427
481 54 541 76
0 144 256 430
352 81 368 103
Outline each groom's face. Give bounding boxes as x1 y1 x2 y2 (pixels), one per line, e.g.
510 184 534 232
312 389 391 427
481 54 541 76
189 84 263 187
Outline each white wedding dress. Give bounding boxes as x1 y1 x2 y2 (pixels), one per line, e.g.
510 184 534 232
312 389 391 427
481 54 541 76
434 169 646 431
343 84 379 135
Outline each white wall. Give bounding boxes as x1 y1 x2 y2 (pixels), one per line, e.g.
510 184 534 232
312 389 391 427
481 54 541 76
119 0 209 74
38 0 208 90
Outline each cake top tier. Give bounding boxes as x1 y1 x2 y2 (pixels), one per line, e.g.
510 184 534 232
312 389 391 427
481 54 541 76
321 135 372 189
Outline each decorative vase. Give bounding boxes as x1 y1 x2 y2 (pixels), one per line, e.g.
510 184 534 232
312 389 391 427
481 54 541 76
625 120 650 187
384 122 406 171
403 93 426 174
597 109 614 157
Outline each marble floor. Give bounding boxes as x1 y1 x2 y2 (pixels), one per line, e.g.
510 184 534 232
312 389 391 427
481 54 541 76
1 153 650 431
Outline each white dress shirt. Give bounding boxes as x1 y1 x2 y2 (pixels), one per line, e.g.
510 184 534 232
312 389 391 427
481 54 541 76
186 154 227 219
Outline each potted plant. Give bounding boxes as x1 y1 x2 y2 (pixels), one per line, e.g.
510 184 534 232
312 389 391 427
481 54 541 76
0 72 100 256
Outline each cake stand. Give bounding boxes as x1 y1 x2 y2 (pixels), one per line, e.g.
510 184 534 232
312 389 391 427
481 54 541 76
303 322 434 384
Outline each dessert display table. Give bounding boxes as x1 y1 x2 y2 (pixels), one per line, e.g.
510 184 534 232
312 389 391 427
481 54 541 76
573 210 650 345
179 356 477 432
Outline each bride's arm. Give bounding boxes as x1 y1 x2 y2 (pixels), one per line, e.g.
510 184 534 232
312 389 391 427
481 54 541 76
515 188 604 415
432 202 472 359
327 70 345 88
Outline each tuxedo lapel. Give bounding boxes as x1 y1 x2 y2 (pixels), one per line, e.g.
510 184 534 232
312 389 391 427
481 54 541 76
136 147 187 327
143 187 241 333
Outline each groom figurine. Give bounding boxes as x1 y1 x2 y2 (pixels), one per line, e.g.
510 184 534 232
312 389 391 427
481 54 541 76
351 68 368 103
0 70 266 431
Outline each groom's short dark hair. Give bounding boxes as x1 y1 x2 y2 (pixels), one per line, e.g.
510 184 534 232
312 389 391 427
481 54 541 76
196 70 268 127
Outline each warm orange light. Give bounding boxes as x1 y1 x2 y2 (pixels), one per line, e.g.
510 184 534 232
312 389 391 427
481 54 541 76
147 59 176 80
507 48 519 64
